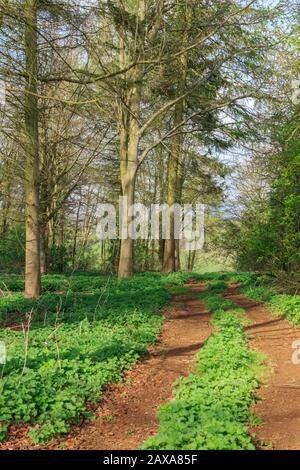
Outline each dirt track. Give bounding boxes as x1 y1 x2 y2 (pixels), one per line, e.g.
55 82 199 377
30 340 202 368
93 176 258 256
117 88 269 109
0 285 213 450
3 284 300 450
225 289 300 450
56 285 212 450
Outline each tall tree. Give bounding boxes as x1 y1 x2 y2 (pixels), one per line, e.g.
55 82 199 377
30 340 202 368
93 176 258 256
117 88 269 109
24 0 41 298
116 0 145 277
163 1 188 273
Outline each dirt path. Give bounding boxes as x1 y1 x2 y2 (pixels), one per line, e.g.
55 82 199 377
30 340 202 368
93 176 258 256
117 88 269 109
225 287 300 450
33 284 210 450
0 284 212 451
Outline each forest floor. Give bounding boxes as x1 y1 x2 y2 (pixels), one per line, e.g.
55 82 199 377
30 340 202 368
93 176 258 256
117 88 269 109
52 282 300 451
48 282 212 450
225 286 300 450
0 282 213 450
1 278 300 450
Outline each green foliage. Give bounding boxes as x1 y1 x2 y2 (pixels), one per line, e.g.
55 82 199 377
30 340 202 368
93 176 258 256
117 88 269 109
47 245 69 273
0 272 198 444
240 286 272 303
201 294 236 313
197 272 230 281
0 271 246 295
160 271 204 285
268 294 300 324
168 286 191 295
225 141 300 274
0 271 207 294
206 280 228 293
227 272 260 286
142 292 263 450
0 273 108 293
0 226 25 273
240 275 300 325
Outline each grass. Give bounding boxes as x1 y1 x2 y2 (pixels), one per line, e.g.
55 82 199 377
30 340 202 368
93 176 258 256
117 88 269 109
167 285 192 295
237 274 300 325
0 271 201 444
0 271 252 294
142 286 265 450
206 280 228 293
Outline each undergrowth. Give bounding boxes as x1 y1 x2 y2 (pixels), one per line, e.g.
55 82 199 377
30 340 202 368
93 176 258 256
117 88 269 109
0 271 254 294
238 275 300 325
0 271 199 444
142 286 265 450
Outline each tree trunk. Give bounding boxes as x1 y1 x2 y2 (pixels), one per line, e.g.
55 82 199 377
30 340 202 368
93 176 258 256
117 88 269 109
1 181 11 236
40 229 47 274
187 249 196 271
24 0 41 298
162 2 188 274
72 196 82 270
162 101 183 273
175 239 181 271
190 250 196 271
117 5 142 278
118 160 137 278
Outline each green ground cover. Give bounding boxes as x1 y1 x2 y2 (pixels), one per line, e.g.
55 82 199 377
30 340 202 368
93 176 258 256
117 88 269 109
0 271 201 444
238 274 300 325
142 282 265 450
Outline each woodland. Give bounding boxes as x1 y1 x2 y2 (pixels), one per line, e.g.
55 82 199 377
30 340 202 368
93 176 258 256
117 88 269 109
0 0 299 452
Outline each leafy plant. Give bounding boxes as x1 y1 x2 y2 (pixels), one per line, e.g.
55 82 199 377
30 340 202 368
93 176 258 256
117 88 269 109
0 272 199 444
239 274 300 324
142 289 264 450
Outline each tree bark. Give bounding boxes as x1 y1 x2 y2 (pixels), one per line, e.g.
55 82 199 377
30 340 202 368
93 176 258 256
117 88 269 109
162 100 183 273
162 2 188 273
1 181 11 236
24 0 41 298
118 159 137 277
40 229 47 274
117 1 143 278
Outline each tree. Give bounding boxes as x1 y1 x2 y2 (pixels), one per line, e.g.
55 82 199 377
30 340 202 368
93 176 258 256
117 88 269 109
0 0 286 281
24 0 41 298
